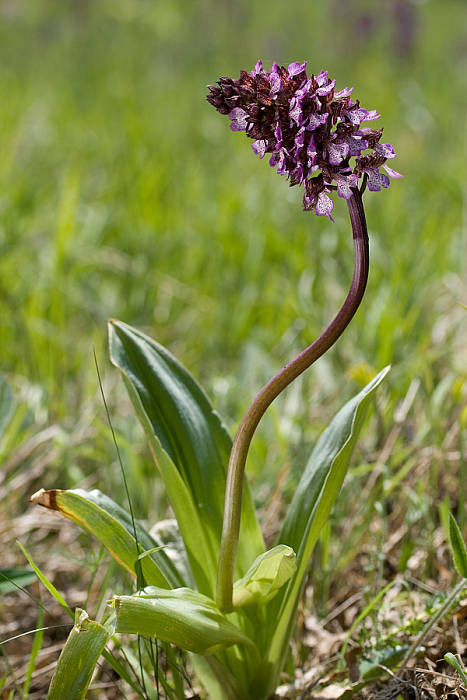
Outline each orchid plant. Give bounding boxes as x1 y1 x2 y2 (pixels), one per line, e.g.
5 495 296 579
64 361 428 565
30 60 400 699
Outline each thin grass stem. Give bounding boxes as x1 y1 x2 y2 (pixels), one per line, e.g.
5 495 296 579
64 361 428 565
400 578 467 668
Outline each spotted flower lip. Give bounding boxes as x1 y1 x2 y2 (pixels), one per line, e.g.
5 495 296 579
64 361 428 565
207 60 402 220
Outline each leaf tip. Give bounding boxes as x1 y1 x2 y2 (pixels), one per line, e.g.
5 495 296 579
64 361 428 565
29 488 60 510
108 318 121 334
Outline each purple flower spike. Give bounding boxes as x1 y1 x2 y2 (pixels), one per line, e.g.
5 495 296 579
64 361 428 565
207 60 402 219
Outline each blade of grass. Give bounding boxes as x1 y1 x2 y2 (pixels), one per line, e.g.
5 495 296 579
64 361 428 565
23 603 45 698
400 578 467 668
94 349 142 577
339 580 398 663
17 541 73 619
449 513 467 578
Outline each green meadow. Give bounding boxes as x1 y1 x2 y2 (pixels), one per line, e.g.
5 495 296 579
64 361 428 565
1 0 466 696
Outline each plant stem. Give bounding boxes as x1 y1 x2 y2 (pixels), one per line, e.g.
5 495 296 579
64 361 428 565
216 189 370 611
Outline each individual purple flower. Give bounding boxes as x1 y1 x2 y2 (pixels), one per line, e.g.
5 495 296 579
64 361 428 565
374 143 396 159
383 164 403 179
252 139 267 159
288 61 307 76
307 112 328 130
251 59 263 76
228 107 248 132
335 172 359 199
316 78 336 97
334 86 353 98
207 60 402 220
315 191 334 219
327 140 350 166
274 122 283 148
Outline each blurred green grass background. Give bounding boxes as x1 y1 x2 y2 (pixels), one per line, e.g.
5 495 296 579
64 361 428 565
1 0 466 543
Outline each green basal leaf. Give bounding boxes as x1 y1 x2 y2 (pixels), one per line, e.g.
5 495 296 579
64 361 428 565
232 545 296 609
254 367 390 696
449 513 467 578
190 655 251 700
130 411 217 595
30 488 183 589
109 320 264 594
149 518 193 588
112 586 255 655
47 608 114 700
279 367 390 554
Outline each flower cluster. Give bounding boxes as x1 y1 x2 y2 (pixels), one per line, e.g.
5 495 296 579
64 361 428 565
207 60 402 220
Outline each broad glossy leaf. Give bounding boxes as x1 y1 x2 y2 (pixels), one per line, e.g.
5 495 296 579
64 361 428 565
150 518 193 588
132 412 217 595
112 586 254 655
30 488 183 588
258 367 390 695
279 367 390 553
47 608 114 700
109 320 264 591
232 545 296 609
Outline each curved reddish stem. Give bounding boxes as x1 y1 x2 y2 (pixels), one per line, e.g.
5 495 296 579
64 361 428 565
216 189 369 611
